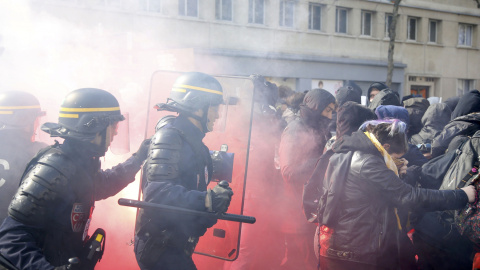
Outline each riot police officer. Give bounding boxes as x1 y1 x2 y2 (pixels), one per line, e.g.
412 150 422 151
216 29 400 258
0 88 150 270
134 72 234 270
0 91 48 223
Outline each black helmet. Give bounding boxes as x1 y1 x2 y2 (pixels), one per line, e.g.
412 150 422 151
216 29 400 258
0 91 44 132
155 72 223 131
42 88 124 143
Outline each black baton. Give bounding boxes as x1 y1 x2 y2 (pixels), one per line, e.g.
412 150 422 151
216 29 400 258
118 198 256 224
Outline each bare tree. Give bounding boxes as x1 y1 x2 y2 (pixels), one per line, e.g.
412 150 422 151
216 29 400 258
386 0 401 88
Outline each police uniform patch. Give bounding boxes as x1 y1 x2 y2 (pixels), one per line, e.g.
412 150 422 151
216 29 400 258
71 203 87 233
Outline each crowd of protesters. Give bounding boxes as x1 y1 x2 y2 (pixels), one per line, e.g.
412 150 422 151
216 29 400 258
1 76 480 270
271 82 480 270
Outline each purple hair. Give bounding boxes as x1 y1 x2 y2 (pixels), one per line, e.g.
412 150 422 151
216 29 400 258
359 119 407 137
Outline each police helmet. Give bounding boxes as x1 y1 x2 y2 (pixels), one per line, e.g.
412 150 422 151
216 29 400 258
155 72 223 131
157 72 223 114
42 88 124 142
0 91 44 131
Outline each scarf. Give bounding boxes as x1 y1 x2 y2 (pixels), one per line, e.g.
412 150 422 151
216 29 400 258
364 132 403 231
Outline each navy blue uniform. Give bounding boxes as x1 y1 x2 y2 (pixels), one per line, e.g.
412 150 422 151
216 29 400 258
0 139 143 270
0 131 47 223
135 115 215 270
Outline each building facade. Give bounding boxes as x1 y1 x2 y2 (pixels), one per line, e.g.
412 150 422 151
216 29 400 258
29 0 480 100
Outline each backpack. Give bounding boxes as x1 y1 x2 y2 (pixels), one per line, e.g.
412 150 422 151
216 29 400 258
439 130 480 243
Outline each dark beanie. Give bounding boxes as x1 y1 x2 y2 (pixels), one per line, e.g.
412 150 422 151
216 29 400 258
336 101 377 139
336 86 361 106
451 90 480 119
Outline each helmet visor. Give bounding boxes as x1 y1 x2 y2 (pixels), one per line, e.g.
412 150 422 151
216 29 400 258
109 113 130 155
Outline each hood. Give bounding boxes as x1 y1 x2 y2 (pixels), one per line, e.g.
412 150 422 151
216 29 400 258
367 82 389 106
375 105 409 127
332 130 378 155
336 101 377 139
335 86 361 106
368 89 401 111
403 97 430 136
421 103 451 130
451 90 480 119
411 103 451 144
299 88 335 129
451 112 480 124
444 96 460 113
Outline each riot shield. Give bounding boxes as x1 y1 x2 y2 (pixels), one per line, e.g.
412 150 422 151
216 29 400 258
141 70 254 261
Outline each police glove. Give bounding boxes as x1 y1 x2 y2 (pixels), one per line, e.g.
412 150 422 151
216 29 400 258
54 257 80 270
205 181 234 213
133 138 151 162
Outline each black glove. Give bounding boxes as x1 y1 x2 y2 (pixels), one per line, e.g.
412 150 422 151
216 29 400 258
205 181 234 213
54 258 80 270
133 138 151 162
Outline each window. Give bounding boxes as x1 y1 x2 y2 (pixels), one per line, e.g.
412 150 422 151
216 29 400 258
248 0 264 24
279 0 295 27
407 17 418 41
179 0 198 17
215 0 232 21
335 7 348 34
385 13 393 37
429 20 438 43
308 3 322 31
361 11 372 36
140 0 161 12
458 79 475 95
459 24 473 46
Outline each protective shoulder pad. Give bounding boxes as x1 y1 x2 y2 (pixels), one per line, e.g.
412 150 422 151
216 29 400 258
145 127 184 182
8 148 76 226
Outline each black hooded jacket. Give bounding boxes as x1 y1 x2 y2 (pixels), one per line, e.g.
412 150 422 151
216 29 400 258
431 90 480 158
410 103 451 146
319 131 468 268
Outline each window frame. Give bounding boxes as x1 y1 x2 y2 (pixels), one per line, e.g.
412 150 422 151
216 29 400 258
407 17 418 41
385 13 393 38
458 23 474 47
361 10 373 36
178 0 198 17
215 0 233 21
335 7 348 34
428 19 438 43
308 3 322 31
248 0 265 25
140 0 162 13
279 0 295 28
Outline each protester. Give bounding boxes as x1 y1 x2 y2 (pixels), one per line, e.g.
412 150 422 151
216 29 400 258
317 119 475 270
0 88 150 270
403 97 430 139
278 88 335 270
375 105 428 167
367 82 389 105
431 90 480 158
410 103 452 154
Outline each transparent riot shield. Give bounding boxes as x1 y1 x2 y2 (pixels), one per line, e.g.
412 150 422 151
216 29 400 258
141 70 254 261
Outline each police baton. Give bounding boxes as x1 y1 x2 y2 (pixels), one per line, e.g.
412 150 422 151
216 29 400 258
118 198 256 224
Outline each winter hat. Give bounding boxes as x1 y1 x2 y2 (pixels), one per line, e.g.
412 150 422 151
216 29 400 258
335 86 361 106
451 90 480 119
375 105 409 128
